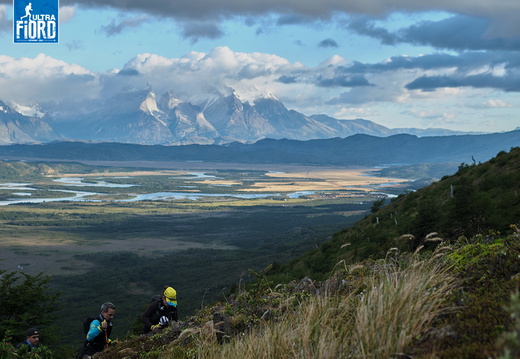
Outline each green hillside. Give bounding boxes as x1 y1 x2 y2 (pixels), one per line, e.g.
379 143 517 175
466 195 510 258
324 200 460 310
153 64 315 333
85 146 520 359
2 148 520 358
267 147 520 283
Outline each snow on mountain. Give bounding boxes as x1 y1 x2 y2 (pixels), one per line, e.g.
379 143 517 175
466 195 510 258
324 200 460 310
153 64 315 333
158 91 183 111
0 100 61 144
0 87 481 146
9 102 45 118
139 91 161 116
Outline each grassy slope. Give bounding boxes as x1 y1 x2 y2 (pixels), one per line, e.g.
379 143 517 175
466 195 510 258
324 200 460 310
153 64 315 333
88 146 520 359
266 147 520 284
3 149 520 357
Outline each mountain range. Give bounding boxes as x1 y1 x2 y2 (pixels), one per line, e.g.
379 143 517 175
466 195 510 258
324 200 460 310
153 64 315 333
1 88 481 146
2 129 519 168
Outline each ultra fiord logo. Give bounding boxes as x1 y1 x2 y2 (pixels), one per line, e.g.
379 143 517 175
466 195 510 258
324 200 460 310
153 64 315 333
14 0 58 43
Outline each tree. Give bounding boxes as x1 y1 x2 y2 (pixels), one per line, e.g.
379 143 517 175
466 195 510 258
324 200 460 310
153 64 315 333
0 269 60 343
370 198 386 213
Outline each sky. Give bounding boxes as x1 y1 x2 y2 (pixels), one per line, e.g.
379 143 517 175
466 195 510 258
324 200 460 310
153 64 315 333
0 0 519 133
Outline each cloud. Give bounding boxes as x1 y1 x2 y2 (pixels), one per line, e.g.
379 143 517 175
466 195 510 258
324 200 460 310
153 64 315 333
117 68 141 76
348 15 520 51
65 40 84 51
400 16 520 51
405 73 520 92
0 46 518 120
100 15 150 36
276 15 314 26
308 51 520 95
179 21 225 42
0 5 10 33
401 108 450 121
44 0 519 42
2 0 509 54
0 54 98 104
97 47 300 102
276 75 298 84
478 99 512 109
318 38 338 48
59 5 76 23
347 16 396 45
1 0 519 52
316 74 372 87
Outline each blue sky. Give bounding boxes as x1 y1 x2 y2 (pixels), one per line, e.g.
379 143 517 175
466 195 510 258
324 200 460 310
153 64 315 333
0 0 519 133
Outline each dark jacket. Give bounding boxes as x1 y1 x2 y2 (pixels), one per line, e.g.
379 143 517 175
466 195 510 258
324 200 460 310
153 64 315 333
15 340 38 351
76 314 112 358
141 299 178 333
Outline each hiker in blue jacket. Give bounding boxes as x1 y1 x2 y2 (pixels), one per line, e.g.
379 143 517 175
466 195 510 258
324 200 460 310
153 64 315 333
141 286 178 333
76 302 116 359
15 328 40 351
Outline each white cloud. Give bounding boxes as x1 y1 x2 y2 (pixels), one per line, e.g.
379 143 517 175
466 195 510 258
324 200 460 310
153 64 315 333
59 6 76 23
109 47 298 103
0 47 514 134
334 106 377 119
0 54 98 104
478 99 512 108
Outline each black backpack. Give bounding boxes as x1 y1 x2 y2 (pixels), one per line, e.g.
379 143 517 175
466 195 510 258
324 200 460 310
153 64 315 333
82 315 101 335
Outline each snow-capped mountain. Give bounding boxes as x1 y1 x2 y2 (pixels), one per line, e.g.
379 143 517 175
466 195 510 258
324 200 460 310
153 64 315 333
0 100 61 145
0 88 480 146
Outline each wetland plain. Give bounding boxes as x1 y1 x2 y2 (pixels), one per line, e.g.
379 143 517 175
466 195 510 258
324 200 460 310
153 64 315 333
0 161 409 275
0 159 414 342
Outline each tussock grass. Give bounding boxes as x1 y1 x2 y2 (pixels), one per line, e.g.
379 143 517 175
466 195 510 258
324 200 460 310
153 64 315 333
353 260 455 358
195 256 456 359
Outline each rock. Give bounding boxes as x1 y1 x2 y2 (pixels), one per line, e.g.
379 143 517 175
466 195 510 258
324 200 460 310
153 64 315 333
213 312 232 344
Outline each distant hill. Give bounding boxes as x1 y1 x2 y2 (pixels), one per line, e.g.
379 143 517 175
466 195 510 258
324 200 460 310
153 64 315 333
1 130 519 166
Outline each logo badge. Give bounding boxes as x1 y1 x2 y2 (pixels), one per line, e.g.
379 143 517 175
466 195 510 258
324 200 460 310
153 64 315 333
13 0 59 43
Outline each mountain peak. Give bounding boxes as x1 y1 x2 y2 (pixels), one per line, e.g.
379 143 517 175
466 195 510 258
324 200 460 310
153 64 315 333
0 100 19 115
139 91 160 115
0 89 496 146
159 91 183 111
9 102 45 118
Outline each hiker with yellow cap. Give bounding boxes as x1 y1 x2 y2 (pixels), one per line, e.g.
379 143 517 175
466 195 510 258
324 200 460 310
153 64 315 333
141 286 178 334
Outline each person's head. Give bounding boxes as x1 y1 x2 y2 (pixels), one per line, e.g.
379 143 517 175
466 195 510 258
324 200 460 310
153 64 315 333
100 302 116 321
26 328 39 347
162 286 177 307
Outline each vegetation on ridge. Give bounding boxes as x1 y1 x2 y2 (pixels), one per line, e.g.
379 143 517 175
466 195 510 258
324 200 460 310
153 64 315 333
89 230 520 359
266 147 520 283
82 147 520 358
1 147 520 358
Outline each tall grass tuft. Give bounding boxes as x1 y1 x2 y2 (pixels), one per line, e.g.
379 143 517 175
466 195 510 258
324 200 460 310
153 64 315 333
194 256 456 359
352 259 455 358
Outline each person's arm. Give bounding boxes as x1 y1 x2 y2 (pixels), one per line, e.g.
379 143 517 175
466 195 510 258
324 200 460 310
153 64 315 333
172 307 178 322
86 319 103 341
141 301 159 331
